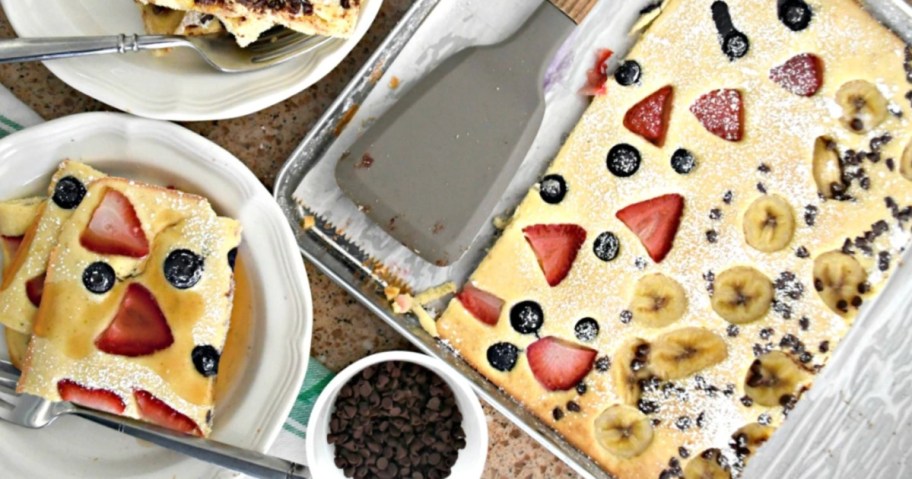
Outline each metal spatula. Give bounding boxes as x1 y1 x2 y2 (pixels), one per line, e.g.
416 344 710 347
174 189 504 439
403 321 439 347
335 1 590 266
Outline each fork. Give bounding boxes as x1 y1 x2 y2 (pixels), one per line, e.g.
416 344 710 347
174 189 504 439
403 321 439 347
0 30 335 73
0 359 310 478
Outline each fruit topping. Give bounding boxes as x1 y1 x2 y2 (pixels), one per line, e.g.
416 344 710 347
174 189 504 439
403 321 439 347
227 247 238 271
95 283 173 357
522 224 586 287
616 193 685 263
593 231 620 262
743 195 796 253
649 327 728 380
684 449 732 479
80 190 149 258
510 300 544 335
744 351 807 407
134 389 202 436
539 174 568 205
527 336 596 391
731 423 775 461
812 136 848 199
456 283 504 326
25 271 45 308
711 1 749 60
52 176 87 210
487 342 519 372
191 345 221 377
623 86 674 146
57 379 125 414
690 89 743 141
2 235 23 259
164 249 205 290
836 80 887 133
711 266 773 324
629 273 688 327
82 261 116 295
574 317 600 342
813 251 867 316
594 404 654 458
580 49 614 96
614 60 642 86
606 143 642 178
671 148 697 175
778 0 812 32
770 53 823 96
612 338 652 404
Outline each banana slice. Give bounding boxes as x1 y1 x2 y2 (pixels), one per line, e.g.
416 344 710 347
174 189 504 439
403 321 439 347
743 195 796 252
629 273 688 327
593 404 655 459
650 327 728 380
731 423 776 461
711 267 773 324
684 449 732 479
612 338 653 404
813 251 868 316
744 351 808 407
812 136 848 199
900 139 912 183
836 80 888 133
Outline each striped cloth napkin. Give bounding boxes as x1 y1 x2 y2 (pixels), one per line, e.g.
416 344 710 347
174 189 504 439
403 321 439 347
0 84 334 468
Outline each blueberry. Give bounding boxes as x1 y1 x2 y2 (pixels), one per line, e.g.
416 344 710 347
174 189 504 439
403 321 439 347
510 301 544 335
574 318 600 342
82 262 115 294
227 247 238 271
164 249 205 289
52 176 87 210
539 174 567 205
614 60 642 86
779 0 812 31
192 345 220 377
722 31 750 60
607 144 642 178
671 148 697 175
593 232 620 262
487 343 519 372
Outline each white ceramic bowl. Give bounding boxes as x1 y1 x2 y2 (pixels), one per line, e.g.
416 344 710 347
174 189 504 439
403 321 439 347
306 351 488 479
0 112 312 479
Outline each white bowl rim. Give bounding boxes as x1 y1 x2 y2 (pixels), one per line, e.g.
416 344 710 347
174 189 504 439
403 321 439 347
305 350 489 479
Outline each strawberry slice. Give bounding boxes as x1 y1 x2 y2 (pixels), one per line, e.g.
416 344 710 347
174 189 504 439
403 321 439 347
580 48 614 96
522 224 587 287
57 379 126 414
689 89 743 141
25 271 46 308
616 194 685 263
770 53 824 97
95 283 173 357
623 85 674 146
80 190 149 258
134 389 202 436
456 283 504 326
1 235 23 259
527 336 597 391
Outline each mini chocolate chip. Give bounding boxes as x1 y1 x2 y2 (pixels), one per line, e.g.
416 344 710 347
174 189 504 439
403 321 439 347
723 190 734 204
800 352 813 363
758 163 771 173
887 158 896 171
709 208 723 220
819 341 830 353
757 182 767 193
796 246 810 258
576 383 588 395
758 413 772 425
638 399 659 415
595 356 611 372
620 310 633 324
741 395 754 407
679 447 690 458
706 229 719 243
552 407 564 421
675 416 692 430
727 324 740 337
567 401 581 413
799 316 811 331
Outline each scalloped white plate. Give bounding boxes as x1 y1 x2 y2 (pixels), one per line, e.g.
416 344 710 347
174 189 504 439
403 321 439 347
0 113 312 478
0 0 382 121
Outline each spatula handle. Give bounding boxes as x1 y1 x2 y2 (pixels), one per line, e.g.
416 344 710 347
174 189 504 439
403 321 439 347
548 0 598 23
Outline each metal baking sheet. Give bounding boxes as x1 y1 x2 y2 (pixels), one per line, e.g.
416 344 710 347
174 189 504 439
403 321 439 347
274 1 912 478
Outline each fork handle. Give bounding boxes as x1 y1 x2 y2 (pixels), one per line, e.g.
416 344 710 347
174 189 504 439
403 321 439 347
0 35 185 64
76 409 309 479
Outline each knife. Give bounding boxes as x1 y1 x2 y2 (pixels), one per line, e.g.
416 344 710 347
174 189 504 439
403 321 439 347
335 0 593 266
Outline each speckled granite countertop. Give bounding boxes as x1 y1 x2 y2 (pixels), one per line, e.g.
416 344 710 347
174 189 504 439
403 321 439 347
0 3 579 478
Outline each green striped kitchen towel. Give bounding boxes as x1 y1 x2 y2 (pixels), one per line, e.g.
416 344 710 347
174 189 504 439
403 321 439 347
0 83 334 466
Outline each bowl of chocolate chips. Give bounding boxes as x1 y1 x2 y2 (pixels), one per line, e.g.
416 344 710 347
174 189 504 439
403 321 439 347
306 351 488 479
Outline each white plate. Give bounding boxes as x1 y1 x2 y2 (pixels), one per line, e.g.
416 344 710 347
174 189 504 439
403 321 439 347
0 0 383 121
0 112 312 478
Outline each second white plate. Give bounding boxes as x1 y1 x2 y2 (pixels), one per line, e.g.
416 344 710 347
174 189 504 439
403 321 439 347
0 0 383 121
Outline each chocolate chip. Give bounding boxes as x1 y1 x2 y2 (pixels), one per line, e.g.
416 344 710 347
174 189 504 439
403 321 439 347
723 190 734 204
576 383 587 395
757 182 767 194
679 447 690 459
887 158 896 171
819 341 830 353
709 208 723 220
706 229 719 243
740 395 754 407
727 324 740 338
552 407 564 421
804 205 819 226
595 356 612 372
567 401 581 413
796 246 810 258
879 251 891 271
620 309 633 324
799 316 811 331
